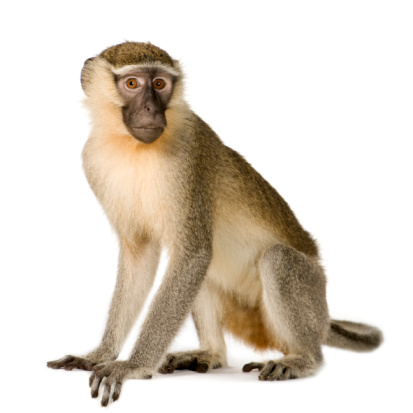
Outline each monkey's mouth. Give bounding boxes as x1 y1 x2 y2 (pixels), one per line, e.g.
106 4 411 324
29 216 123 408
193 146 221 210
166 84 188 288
129 126 164 144
133 126 162 130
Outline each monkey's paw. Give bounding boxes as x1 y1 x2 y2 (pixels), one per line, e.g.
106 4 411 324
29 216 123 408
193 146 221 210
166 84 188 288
243 360 297 381
47 350 116 372
89 361 152 407
158 350 223 374
47 355 98 371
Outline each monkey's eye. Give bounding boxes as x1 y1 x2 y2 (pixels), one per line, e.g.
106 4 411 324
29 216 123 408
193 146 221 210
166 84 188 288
153 78 166 90
126 78 139 89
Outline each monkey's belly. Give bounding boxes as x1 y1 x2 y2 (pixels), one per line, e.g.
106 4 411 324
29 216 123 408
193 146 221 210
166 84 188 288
208 215 277 305
207 252 262 304
219 290 289 353
207 216 288 353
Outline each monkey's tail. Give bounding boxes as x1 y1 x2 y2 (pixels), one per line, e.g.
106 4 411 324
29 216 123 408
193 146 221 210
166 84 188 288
324 319 383 352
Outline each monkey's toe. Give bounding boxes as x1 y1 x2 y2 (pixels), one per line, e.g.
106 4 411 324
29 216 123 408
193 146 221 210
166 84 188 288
242 362 265 373
158 355 177 374
258 361 296 381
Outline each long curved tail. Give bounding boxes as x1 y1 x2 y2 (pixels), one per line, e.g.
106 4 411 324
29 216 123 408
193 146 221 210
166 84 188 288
324 320 383 352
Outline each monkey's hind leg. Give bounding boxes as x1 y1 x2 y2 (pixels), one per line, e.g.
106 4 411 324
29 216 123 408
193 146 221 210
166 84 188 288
244 244 329 381
159 281 227 374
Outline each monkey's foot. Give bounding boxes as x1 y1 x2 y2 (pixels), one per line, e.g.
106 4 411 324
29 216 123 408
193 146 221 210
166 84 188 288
89 361 152 407
243 354 320 381
243 360 298 381
47 355 97 371
159 350 224 374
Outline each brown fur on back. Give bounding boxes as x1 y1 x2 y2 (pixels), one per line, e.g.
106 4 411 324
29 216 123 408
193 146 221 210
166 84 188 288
219 146 319 258
190 115 319 259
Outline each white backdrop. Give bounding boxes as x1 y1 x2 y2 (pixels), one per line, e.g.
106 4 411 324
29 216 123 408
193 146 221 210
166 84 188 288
0 1 412 412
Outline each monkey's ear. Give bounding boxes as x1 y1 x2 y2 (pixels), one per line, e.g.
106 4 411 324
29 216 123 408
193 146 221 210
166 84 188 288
81 57 96 95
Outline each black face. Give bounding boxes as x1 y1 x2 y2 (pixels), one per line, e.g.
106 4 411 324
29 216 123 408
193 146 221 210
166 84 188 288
116 69 175 144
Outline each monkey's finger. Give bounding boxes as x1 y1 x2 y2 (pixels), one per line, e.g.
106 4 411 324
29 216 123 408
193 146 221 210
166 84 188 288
258 361 276 381
159 363 175 374
112 382 122 402
64 358 81 371
158 355 176 374
277 366 293 381
101 380 112 407
242 362 265 373
47 355 75 369
90 374 103 398
66 357 94 371
89 372 96 388
195 362 209 373
271 363 287 381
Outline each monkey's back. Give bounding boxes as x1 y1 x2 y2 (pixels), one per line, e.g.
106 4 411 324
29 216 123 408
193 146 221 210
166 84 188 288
188 114 321 352
191 114 319 259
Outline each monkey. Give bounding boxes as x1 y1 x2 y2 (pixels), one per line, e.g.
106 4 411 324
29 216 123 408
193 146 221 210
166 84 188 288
47 42 383 406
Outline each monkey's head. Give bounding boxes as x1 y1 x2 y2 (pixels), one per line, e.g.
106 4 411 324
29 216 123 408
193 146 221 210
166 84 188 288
81 42 183 144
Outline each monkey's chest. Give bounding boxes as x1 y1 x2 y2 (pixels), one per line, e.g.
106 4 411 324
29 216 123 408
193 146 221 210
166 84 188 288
83 141 173 243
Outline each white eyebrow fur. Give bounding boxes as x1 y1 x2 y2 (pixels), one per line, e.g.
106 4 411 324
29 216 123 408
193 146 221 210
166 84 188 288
111 62 181 77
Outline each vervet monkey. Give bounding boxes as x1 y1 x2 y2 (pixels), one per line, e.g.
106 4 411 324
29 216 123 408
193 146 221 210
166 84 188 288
48 42 383 406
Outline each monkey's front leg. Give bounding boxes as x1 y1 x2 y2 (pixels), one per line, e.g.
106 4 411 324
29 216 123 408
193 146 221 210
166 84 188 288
89 361 153 406
89 249 212 406
159 281 227 374
47 239 161 372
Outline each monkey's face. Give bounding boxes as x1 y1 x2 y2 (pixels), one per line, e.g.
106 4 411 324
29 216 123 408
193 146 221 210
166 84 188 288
116 69 175 144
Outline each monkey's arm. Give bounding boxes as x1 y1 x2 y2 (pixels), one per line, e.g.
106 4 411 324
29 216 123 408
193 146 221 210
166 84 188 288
89 246 212 405
132 250 213 365
47 238 161 371
124 165 215 369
